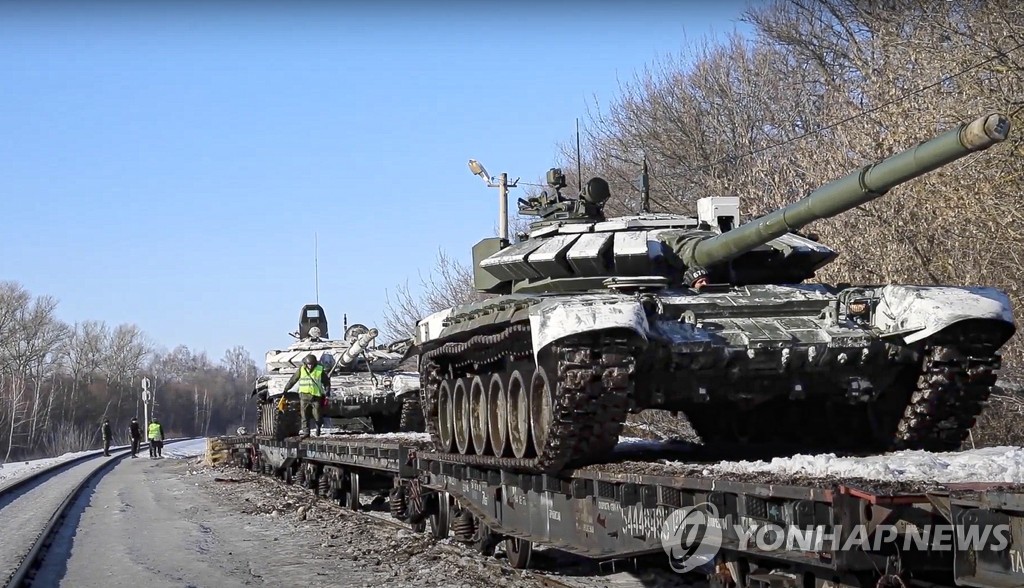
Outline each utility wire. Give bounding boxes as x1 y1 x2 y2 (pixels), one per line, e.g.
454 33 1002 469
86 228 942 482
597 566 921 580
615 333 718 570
505 41 1023 211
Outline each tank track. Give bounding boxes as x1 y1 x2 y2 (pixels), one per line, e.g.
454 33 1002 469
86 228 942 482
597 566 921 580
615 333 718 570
255 398 300 441
399 397 425 432
894 344 1000 452
419 323 637 473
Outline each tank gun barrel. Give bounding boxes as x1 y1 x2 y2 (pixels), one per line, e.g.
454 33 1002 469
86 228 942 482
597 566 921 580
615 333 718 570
687 112 1011 268
339 329 378 365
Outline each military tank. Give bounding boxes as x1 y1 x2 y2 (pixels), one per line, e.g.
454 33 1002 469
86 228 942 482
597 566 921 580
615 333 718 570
411 112 1016 473
252 304 424 439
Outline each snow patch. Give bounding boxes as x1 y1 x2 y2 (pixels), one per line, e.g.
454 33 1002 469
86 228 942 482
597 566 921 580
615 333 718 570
163 438 209 459
685 446 1024 484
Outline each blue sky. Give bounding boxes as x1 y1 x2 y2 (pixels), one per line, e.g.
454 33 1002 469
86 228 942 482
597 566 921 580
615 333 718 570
0 0 753 363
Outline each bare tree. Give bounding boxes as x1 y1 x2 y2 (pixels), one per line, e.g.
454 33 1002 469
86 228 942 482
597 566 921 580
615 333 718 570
382 249 487 342
0 292 64 462
0 280 264 460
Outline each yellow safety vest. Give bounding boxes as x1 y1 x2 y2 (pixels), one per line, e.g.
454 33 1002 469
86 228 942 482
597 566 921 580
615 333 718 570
298 364 324 397
148 422 162 440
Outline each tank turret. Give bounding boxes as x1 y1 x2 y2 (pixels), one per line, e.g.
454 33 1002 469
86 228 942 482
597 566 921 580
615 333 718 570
252 306 424 439
414 111 1015 474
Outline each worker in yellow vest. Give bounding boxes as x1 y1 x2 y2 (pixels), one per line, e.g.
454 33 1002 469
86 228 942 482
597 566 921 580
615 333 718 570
148 419 164 458
282 353 332 437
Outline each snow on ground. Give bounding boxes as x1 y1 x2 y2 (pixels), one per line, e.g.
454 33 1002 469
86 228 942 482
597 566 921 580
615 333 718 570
162 438 209 459
684 446 1024 484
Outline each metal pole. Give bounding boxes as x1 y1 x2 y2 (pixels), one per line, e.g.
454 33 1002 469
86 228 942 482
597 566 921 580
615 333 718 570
141 378 151 442
641 156 650 213
499 172 508 240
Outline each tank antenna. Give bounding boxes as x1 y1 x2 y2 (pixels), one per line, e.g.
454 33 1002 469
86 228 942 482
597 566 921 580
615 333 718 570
575 118 582 192
314 232 320 304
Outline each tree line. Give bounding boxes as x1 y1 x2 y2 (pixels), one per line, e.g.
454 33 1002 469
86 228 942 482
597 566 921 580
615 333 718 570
0 280 259 462
383 0 1024 445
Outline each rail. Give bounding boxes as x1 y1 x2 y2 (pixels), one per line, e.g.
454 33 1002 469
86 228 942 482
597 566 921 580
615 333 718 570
2 437 199 588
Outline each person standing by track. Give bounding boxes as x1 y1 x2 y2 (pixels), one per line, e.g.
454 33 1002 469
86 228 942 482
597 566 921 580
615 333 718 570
148 418 164 458
128 417 142 458
101 418 112 456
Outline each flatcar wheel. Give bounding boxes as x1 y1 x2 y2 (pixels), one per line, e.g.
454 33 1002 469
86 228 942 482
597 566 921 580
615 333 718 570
332 476 346 506
475 520 498 557
529 366 554 455
507 369 533 459
437 379 454 452
487 373 509 457
469 375 489 456
429 491 450 539
505 537 533 569
346 471 361 511
453 378 472 455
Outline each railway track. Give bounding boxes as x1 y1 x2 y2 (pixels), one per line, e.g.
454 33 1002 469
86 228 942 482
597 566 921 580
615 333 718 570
0 438 195 588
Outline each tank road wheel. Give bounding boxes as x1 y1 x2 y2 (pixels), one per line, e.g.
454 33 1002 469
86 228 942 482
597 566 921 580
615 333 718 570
529 365 555 454
505 537 533 569
469 375 490 456
507 369 534 459
487 373 509 458
453 378 472 455
437 380 454 452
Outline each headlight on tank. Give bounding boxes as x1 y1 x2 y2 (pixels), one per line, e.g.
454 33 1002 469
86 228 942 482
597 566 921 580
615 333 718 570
842 298 875 325
836 288 878 326
847 301 868 316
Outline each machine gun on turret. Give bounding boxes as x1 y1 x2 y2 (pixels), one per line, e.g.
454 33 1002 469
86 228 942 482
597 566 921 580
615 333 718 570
516 168 612 225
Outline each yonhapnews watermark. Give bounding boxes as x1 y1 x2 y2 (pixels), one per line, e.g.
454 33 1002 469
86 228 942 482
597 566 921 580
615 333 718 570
659 502 1012 574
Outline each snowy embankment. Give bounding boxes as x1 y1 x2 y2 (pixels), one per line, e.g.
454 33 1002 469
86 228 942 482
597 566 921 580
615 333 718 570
0 447 124 487
0 439 207 488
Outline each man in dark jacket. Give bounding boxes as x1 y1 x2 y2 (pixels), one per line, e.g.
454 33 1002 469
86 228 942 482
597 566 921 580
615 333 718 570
101 418 112 456
128 417 142 458
282 353 331 437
